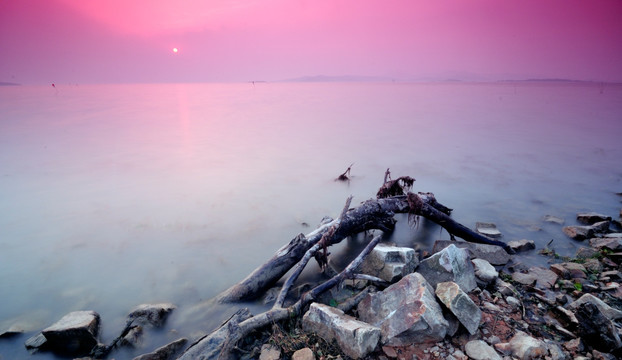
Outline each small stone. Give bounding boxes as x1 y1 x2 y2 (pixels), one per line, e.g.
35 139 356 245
432 240 510 265
259 343 281 360
128 303 175 327
575 246 599 259
465 340 502 360
509 331 548 360
24 332 48 350
292 347 315 360
543 215 565 224
476 222 502 238
507 239 535 252
472 258 498 285
577 212 611 225
435 282 481 335
505 296 521 308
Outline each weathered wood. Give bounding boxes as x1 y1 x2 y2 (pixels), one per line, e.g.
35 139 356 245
216 192 511 304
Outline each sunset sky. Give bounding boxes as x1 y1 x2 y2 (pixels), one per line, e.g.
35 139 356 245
1 0 621 84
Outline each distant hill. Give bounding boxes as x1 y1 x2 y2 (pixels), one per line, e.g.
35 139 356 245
0 81 20 86
282 75 396 83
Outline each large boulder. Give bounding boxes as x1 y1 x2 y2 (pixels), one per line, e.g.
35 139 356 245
563 221 609 241
358 244 418 282
302 303 380 359
435 281 481 335
567 293 622 320
357 272 448 346
417 244 477 292
574 302 622 355
39 310 100 356
432 240 510 265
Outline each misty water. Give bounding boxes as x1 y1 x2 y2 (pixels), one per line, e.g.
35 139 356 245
1 82 621 359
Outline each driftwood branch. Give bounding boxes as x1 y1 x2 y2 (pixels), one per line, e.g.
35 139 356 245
217 232 385 359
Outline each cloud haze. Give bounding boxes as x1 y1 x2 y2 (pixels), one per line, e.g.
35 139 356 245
1 0 621 84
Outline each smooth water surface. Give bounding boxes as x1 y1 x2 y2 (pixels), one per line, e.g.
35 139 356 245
1 82 621 358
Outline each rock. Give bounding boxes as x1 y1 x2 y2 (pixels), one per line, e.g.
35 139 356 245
417 244 477 292
507 239 536 252
574 302 622 354
132 338 187 360
543 215 565 225
357 272 448 346
40 310 100 356
292 347 315 360
575 246 599 259
464 340 502 360
432 240 510 265
259 343 281 360
471 258 498 285
544 339 567 360
120 325 143 348
505 296 521 308
590 237 622 251
128 303 176 327
302 303 379 359
577 212 611 225
550 262 587 280
177 308 252 360
583 258 602 273
358 243 418 282
511 267 558 289
563 225 594 241
509 331 548 360
495 278 517 297
435 282 481 335
24 332 48 350
476 222 502 238
567 293 622 320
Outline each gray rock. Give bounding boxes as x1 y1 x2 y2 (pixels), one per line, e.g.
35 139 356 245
302 303 379 359
472 258 498 285
544 339 568 360
259 343 281 360
590 237 622 251
577 212 611 224
24 332 48 350
509 331 548 360
567 293 622 320
476 222 502 238
357 272 448 346
40 310 100 356
292 347 315 360
358 243 418 282
128 303 176 327
435 282 481 335
432 240 510 265
177 308 252 360
564 221 609 241
543 215 565 225
511 267 558 289
464 340 502 360
575 246 599 259
132 338 187 360
507 239 535 252
417 244 477 292
495 278 517 297
574 302 622 354
550 262 587 280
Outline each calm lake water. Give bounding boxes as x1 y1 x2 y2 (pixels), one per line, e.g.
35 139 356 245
1 82 621 358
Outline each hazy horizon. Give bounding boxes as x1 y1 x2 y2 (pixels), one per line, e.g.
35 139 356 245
2 0 621 85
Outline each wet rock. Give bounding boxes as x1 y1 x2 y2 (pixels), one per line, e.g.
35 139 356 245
417 244 477 292
507 239 535 252
563 225 595 241
177 308 252 360
132 337 187 360
358 243 418 282
303 302 379 359
432 240 510 265
577 212 611 225
544 339 567 360
292 347 315 360
435 282 481 335
357 272 448 346
511 267 558 289
476 222 502 238
575 246 599 259
550 262 587 280
590 237 622 251
128 303 176 327
509 331 548 360
472 258 498 286
543 215 565 225
39 310 100 356
567 293 622 320
574 302 622 354
495 278 517 297
464 340 502 360
259 343 281 360
120 325 143 348
583 258 602 273
24 332 48 350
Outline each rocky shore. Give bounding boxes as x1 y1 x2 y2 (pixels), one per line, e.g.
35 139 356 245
2 210 621 360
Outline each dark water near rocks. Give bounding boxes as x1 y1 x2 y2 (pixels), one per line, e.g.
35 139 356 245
1 81 620 358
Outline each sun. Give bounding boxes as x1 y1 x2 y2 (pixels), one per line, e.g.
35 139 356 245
172 47 179 53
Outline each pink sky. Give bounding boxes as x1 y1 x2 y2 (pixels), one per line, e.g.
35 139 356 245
1 0 621 84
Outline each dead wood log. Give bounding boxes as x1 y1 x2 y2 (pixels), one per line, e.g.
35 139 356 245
216 191 512 304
